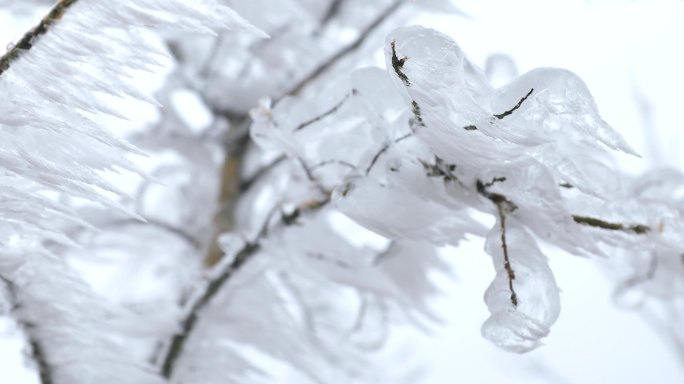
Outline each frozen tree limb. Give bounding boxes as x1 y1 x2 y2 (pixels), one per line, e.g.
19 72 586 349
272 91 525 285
572 215 650 234
365 133 413 175
482 220 561 353
495 202 518 307
0 0 79 76
160 241 261 378
204 0 406 266
493 88 534 120
285 0 403 97
2 280 54 384
159 198 330 378
295 90 356 131
319 0 345 28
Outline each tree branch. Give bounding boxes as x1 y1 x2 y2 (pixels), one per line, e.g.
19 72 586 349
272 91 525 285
475 177 518 307
100 219 202 250
167 2 404 372
160 241 259 378
572 215 650 234
476 177 518 213
27 333 53 384
294 90 356 131
496 202 518 307
205 119 251 266
318 0 345 30
209 0 404 262
0 0 80 76
475 177 651 235
462 88 534 130
390 39 409 87
494 88 534 120
159 198 330 378
238 155 288 193
285 0 403 97
365 133 413 175
1 280 54 384
311 159 357 171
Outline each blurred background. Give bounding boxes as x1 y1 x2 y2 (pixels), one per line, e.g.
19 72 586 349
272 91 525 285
1 0 684 383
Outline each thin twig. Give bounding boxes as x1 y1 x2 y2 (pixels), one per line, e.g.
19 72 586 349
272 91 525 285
310 159 357 171
496 203 518 307
239 155 288 193
28 335 53 384
285 0 403 97
160 241 259 378
100 219 202 250
463 88 534 130
1 281 54 384
318 0 345 30
494 88 534 120
295 91 355 131
365 133 413 175
476 177 518 213
159 198 330 378
476 177 518 307
365 144 390 175
572 215 650 234
0 0 80 76
475 177 651 235
390 39 409 86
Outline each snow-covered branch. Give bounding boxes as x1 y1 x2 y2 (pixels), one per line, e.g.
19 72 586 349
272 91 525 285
0 1 265 382
0 0 79 75
158 197 330 378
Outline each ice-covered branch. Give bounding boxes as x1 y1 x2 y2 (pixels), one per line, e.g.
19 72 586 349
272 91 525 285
3 254 169 384
160 242 260 378
366 133 413 174
464 88 535 130
482 220 561 353
572 215 650 234
295 90 356 131
390 40 409 86
2 280 54 384
0 0 79 76
318 0 345 29
493 88 534 120
496 201 519 307
239 155 288 192
205 0 406 267
286 0 403 97
159 198 330 379
28 336 53 384
476 177 517 206
103 219 202 250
